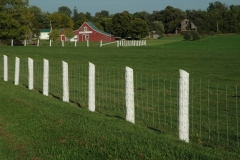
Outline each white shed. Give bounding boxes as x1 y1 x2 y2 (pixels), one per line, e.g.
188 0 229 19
39 29 51 40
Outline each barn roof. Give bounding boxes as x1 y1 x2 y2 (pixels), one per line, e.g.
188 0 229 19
86 22 112 36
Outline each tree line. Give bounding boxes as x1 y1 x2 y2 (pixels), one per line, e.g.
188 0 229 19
0 0 240 43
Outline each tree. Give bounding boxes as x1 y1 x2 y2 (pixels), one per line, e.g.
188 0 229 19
133 11 150 26
153 6 186 33
58 6 72 17
48 29 60 40
64 28 74 41
29 5 49 40
112 11 133 37
186 9 210 34
76 13 88 29
102 17 113 33
85 12 92 21
150 21 165 37
29 5 49 28
0 0 32 43
72 8 89 30
95 10 109 18
48 12 74 29
207 1 228 33
130 18 149 38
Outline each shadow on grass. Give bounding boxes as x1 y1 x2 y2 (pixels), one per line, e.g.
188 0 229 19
147 126 163 134
96 110 125 121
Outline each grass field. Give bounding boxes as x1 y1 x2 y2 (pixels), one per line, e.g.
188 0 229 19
0 35 240 159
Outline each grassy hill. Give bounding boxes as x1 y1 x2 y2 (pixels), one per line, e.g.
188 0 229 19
0 35 240 159
0 80 239 159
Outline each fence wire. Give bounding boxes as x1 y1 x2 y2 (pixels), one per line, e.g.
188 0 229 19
1 55 239 154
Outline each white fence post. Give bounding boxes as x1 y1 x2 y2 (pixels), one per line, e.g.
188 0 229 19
28 58 34 90
43 59 49 96
88 62 95 112
74 40 77 47
3 55 8 81
11 39 13 46
87 40 89 47
49 39 52 47
62 61 69 102
125 66 135 123
62 40 64 47
100 40 102 47
37 39 40 47
179 69 189 143
117 41 119 47
14 57 20 85
24 40 27 46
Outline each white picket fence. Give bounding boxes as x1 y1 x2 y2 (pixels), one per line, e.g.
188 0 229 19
100 40 147 47
10 39 146 48
2 55 189 143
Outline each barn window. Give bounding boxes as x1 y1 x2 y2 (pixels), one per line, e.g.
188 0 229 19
84 27 88 31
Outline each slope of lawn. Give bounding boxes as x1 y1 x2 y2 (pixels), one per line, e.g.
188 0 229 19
0 80 239 159
0 35 240 158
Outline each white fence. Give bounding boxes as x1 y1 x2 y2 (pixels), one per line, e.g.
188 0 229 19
9 39 146 48
1 55 239 153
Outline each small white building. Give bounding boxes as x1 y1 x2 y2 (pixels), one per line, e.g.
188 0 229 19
39 29 51 40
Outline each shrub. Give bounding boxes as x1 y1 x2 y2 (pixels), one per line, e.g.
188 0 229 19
192 31 201 40
183 31 192 41
216 30 222 35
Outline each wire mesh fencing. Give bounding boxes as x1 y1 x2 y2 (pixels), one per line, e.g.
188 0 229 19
0 55 239 153
189 79 239 152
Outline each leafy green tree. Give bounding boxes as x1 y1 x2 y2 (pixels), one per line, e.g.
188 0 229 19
112 11 133 37
95 10 109 18
186 9 210 34
130 18 149 38
133 11 150 26
48 12 74 29
65 28 74 41
29 6 49 28
207 1 228 33
152 6 186 33
48 29 60 40
227 5 240 33
85 12 92 21
0 0 32 43
58 6 72 17
102 17 113 33
72 11 88 30
150 21 165 37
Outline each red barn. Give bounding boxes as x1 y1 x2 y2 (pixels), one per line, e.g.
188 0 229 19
61 22 115 42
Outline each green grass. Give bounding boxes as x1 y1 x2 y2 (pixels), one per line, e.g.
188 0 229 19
0 35 240 158
0 80 239 159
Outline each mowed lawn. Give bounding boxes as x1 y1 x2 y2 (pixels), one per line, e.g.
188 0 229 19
0 35 240 159
1 35 240 82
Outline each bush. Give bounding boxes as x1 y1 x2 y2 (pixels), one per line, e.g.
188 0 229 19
192 31 201 40
216 30 222 35
183 31 192 41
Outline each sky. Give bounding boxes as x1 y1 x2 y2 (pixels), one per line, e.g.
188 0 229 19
29 0 240 15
